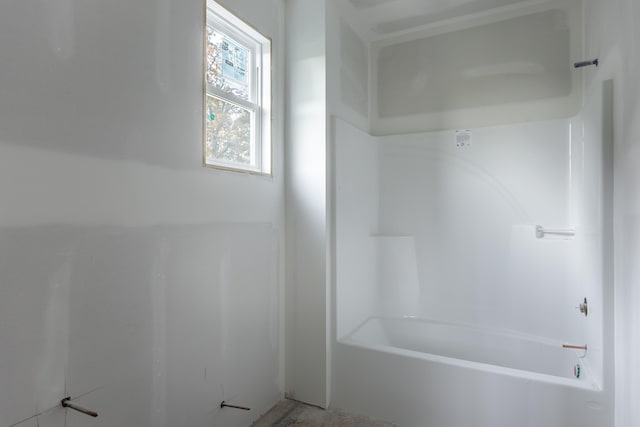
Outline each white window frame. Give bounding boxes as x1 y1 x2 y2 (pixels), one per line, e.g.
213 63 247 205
204 0 271 175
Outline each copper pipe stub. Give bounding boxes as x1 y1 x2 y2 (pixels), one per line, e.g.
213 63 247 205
563 344 587 351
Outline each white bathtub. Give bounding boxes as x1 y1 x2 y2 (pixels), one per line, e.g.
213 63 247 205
332 317 611 427
343 316 596 388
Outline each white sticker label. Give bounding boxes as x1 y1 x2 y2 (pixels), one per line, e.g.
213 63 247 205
455 130 472 148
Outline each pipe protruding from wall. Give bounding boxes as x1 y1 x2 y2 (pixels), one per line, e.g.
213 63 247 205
562 343 588 359
563 344 587 350
220 401 251 411
535 225 576 239
61 397 98 418
574 59 598 68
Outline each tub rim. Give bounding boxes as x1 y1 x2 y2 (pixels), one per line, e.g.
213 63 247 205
339 315 602 392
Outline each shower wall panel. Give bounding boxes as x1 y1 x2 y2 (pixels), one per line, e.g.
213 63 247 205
376 119 580 342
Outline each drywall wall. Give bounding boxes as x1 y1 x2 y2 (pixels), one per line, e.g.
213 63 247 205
371 0 583 134
581 0 640 426
327 0 371 130
284 0 329 408
0 0 285 426
378 10 572 115
283 0 370 408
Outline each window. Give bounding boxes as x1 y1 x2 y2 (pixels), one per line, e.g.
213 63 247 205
204 1 271 174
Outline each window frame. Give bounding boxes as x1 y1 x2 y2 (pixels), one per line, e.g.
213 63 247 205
203 0 272 175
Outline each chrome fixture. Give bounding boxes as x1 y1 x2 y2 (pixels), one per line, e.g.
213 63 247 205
535 225 576 239
577 298 588 316
61 397 98 418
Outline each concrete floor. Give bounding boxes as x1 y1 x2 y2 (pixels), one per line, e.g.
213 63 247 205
251 400 400 427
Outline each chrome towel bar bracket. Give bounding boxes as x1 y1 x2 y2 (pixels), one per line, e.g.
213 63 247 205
535 225 576 239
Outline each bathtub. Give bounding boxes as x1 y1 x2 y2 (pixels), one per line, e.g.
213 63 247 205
332 316 611 427
343 316 596 388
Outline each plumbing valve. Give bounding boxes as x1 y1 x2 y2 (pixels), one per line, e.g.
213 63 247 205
576 298 588 317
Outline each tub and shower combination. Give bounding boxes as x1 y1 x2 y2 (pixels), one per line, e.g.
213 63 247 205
332 97 613 425
333 110 613 426
332 21 614 422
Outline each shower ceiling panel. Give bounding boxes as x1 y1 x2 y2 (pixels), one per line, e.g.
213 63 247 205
341 0 531 38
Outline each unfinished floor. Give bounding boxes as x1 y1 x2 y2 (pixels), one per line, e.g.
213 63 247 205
251 400 400 427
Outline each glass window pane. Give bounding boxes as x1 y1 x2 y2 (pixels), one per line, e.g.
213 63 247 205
205 95 254 166
206 25 250 101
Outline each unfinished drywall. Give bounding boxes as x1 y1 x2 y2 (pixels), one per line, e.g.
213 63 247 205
0 1 285 426
371 0 583 134
327 0 371 130
285 0 329 408
581 0 640 426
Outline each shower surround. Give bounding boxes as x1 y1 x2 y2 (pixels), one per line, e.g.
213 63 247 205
332 78 613 426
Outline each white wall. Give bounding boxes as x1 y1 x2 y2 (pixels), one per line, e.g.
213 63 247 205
334 118 378 338
371 0 583 135
327 0 371 131
581 0 640 426
0 1 285 426
284 0 329 408
285 0 373 407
